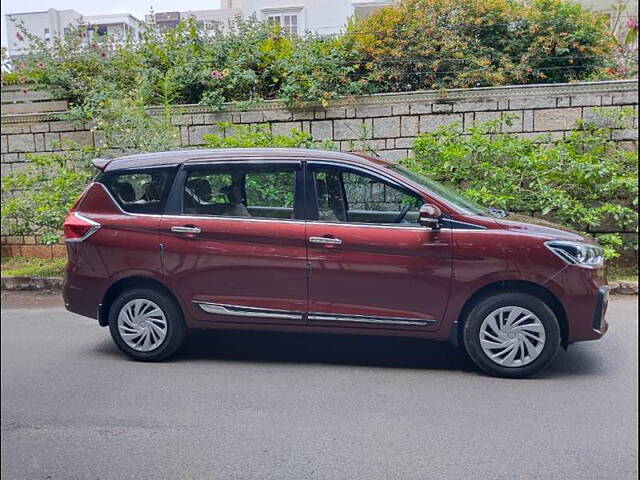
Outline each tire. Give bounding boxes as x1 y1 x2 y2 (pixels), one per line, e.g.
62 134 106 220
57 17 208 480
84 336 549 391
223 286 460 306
462 292 561 378
108 287 187 361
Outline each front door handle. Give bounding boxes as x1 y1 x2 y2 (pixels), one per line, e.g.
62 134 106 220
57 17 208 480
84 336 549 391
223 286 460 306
309 236 342 245
171 225 201 234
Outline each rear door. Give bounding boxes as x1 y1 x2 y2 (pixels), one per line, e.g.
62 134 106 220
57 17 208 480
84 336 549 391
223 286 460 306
159 160 309 326
305 162 453 331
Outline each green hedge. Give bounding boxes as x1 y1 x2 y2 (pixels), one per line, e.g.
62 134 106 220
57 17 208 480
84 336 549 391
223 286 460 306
2 112 636 260
403 109 638 258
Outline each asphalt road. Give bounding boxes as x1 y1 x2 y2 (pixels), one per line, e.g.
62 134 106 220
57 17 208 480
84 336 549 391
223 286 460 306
1 292 638 480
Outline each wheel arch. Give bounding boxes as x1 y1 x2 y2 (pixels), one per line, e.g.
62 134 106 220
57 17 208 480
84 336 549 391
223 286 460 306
98 276 183 327
452 279 568 349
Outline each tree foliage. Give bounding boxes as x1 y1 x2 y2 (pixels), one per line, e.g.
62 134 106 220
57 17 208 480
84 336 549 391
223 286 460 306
351 0 618 91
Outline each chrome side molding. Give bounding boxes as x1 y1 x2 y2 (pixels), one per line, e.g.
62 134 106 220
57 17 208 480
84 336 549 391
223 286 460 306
194 301 434 326
194 301 303 321
308 312 434 326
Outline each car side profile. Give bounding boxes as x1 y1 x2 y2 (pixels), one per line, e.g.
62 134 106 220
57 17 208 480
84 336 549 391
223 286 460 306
63 148 609 378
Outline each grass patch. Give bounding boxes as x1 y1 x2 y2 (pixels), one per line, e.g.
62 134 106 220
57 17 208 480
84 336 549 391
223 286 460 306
1 256 66 278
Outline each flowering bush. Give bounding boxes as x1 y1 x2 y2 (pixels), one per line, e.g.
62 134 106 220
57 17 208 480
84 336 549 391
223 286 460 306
7 1 625 118
10 18 367 117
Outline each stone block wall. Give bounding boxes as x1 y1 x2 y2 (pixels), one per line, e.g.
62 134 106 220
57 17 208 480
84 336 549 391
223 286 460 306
1 79 638 257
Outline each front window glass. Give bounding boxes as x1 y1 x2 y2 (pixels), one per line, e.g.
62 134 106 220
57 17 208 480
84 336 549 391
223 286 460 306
183 166 297 220
312 167 422 224
388 164 487 216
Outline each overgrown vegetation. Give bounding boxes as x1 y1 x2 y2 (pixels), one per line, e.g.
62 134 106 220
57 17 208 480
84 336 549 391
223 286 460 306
1 149 96 245
404 108 638 259
2 0 631 119
1 99 179 245
202 123 336 149
1 109 636 259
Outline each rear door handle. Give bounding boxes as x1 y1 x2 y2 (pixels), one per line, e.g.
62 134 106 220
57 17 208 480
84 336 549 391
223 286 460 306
171 226 201 234
309 236 342 245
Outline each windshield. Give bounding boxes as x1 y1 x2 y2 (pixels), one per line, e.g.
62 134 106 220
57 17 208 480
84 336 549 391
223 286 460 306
388 165 488 216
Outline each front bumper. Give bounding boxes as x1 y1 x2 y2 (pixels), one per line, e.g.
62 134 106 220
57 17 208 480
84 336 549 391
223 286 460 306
547 265 609 344
592 286 609 331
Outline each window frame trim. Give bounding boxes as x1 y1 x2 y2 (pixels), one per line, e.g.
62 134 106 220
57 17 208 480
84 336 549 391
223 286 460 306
304 160 427 227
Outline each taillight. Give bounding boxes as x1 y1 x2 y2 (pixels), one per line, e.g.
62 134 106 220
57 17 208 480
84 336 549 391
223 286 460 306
63 212 100 242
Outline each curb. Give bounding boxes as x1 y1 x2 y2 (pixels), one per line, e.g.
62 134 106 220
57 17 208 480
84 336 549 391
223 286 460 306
1 276 63 291
1 275 638 295
609 281 639 296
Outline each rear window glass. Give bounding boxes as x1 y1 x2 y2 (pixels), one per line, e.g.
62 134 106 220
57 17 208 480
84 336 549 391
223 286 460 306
100 169 174 214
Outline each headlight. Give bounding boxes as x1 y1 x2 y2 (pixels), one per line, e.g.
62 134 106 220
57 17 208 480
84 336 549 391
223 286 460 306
545 241 604 267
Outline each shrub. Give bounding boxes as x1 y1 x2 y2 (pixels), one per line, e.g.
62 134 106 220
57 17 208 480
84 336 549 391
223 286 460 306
404 109 638 258
202 123 336 149
0 93 179 245
350 0 618 91
1 149 95 244
12 18 368 118
93 92 180 153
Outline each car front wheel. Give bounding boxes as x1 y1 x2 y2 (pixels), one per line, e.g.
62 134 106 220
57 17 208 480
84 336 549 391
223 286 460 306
462 292 561 378
108 288 186 361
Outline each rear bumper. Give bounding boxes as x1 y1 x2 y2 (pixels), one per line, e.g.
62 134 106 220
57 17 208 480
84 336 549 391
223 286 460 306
62 267 105 321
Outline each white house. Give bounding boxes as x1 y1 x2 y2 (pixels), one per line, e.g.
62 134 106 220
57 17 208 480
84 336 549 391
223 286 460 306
5 9 82 56
146 5 242 33
5 9 142 57
84 14 142 43
241 0 397 35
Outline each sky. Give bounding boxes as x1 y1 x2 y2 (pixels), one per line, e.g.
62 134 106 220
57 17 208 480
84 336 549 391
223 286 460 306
1 0 222 47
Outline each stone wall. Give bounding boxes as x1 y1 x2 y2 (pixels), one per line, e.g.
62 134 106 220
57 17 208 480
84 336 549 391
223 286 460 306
1 79 638 257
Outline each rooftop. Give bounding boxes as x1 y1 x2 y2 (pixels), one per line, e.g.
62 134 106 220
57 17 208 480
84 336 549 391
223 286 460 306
94 148 392 172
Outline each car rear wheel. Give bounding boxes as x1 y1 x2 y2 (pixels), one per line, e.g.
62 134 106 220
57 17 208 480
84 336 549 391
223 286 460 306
462 292 561 378
108 288 186 361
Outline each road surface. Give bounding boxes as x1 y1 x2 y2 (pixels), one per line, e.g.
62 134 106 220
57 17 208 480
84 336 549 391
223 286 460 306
1 292 637 479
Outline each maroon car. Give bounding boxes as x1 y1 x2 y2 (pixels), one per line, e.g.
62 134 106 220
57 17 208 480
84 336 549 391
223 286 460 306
62 148 609 377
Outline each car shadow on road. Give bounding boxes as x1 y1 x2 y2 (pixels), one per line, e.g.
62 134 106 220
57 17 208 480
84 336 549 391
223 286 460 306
175 329 478 372
543 344 608 378
92 329 606 377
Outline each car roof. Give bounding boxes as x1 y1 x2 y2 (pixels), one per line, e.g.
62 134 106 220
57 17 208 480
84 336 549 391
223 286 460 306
94 148 394 172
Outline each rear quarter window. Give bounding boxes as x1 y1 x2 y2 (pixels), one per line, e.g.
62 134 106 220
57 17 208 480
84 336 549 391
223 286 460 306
99 169 175 214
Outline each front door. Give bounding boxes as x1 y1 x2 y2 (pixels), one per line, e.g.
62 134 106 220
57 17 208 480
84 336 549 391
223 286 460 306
160 160 308 325
305 163 452 331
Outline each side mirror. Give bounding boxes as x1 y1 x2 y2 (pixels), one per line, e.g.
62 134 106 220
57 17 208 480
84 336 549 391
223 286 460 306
419 203 442 229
